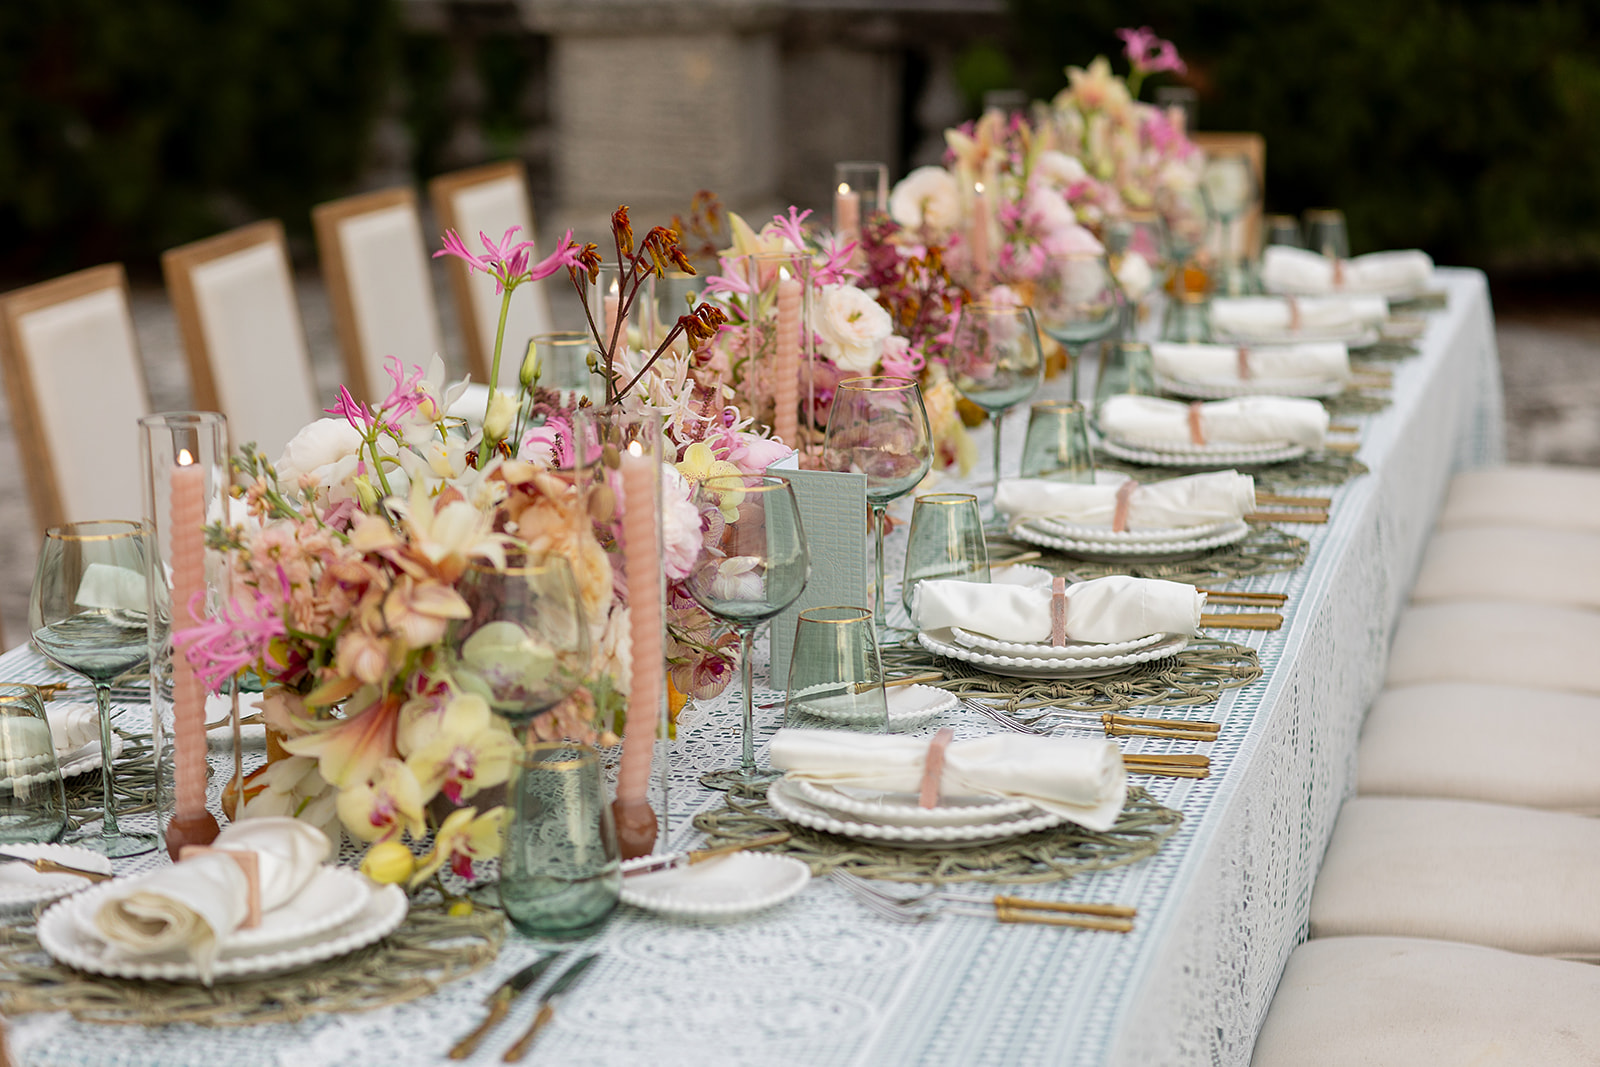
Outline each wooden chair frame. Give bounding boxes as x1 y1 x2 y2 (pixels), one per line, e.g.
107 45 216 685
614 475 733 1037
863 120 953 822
427 160 531 384
160 219 295 416
0 263 143 535
312 185 424 403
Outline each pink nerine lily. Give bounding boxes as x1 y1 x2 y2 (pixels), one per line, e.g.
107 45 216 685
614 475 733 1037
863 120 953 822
1117 26 1187 77
434 226 583 295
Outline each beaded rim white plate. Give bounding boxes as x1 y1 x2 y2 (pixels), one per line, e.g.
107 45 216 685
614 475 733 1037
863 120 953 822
56 734 126 779
1029 515 1239 544
1011 520 1251 561
949 627 1165 659
919 628 1189 679
789 684 957 731
1156 373 1347 400
989 563 1053 588
38 873 405 982
767 778 1067 847
1099 438 1307 468
791 780 1039 827
1209 324 1380 347
0 844 113 909
620 852 810 919
226 867 373 951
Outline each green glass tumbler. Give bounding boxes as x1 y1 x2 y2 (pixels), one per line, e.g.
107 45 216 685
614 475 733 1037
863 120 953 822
500 742 620 940
0 684 66 843
900 493 990 616
785 606 888 732
1019 400 1096 483
1162 291 1212 343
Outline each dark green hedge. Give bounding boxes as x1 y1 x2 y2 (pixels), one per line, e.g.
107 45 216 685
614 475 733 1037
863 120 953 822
0 0 396 278
1007 0 1600 267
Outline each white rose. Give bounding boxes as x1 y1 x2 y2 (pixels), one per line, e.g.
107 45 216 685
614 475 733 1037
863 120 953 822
659 465 702 582
817 285 894 373
1035 150 1088 188
1116 251 1155 301
889 166 961 237
276 418 364 487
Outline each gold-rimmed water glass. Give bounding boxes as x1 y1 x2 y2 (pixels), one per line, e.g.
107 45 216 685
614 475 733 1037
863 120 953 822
901 494 989 616
1162 291 1212 343
948 304 1044 513
0 684 67 844
1304 208 1350 260
526 331 601 404
30 520 157 856
1034 253 1122 401
820 376 933 623
686 475 811 791
1019 400 1096 482
1264 214 1304 251
784 606 887 733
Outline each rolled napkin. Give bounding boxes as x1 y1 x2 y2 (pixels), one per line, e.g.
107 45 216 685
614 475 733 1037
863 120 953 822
1152 342 1350 385
46 702 98 754
1211 295 1388 338
1260 246 1434 296
770 728 1127 830
913 574 1204 644
1099 394 1329 450
92 817 330 983
995 471 1256 531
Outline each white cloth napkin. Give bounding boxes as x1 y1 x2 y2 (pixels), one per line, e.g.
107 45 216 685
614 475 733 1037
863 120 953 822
770 728 1127 830
995 471 1256 531
92 818 330 983
913 574 1204 644
1151 342 1350 385
1260 246 1434 296
1099 394 1329 450
45 702 97 754
1211 295 1388 337
74 563 147 613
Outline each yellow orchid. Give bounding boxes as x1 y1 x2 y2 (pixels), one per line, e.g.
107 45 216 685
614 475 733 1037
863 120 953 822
283 692 403 789
410 805 508 887
404 692 518 804
360 840 416 885
676 441 744 519
382 575 471 650
718 211 792 260
336 757 429 843
388 480 515 582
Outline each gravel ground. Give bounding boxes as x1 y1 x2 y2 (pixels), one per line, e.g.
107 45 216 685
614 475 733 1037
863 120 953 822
0 278 1593 643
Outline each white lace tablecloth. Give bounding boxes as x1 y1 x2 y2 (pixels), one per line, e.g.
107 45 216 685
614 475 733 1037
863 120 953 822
1 270 1501 1067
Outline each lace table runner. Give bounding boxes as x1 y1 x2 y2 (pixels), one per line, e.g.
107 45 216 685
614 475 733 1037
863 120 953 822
0 269 1502 1067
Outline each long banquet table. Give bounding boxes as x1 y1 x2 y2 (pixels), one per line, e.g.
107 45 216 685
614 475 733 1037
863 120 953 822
2 268 1502 1066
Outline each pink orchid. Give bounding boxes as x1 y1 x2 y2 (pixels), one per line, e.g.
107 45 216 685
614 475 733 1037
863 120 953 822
325 385 376 433
1117 26 1187 77
379 357 428 425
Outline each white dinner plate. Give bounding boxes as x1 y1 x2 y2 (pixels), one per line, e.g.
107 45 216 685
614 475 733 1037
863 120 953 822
767 779 1067 848
1029 516 1240 545
1098 438 1307 468
619 852 810 920
1209 325 1380 348
791 780 1039 828
1156 373 1348 400
788 684 957 732
949 627 1165 660
919 628 1189 680
38 875 406 982
0 844 113 910
989 564 1053 588
1011 519 1251 562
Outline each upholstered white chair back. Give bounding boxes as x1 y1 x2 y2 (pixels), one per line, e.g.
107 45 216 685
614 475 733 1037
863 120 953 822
162 220 319 458
429 161 554 389
313 187 444 403
0 264 150 533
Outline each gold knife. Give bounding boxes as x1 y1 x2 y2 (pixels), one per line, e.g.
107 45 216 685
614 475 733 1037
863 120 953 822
503 953 601 1062
448 952 566 1060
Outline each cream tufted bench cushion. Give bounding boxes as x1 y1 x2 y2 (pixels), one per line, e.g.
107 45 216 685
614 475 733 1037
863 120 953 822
1438 464 1600 532
1410 525 1600 608
1252 936 1600 1067
1358 683 1600 813
1385 601 1600 695
1309 796 1600 957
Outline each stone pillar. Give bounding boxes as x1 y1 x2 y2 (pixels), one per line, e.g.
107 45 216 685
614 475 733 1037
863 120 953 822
519 0 784 238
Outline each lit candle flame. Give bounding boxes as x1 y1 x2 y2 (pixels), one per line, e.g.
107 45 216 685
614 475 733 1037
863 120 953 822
177 448 195 466
837 182 851 196
627 440 644 458
974 182 986 195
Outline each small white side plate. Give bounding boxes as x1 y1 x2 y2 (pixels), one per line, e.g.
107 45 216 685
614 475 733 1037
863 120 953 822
0 844 113 909
620 852 810 920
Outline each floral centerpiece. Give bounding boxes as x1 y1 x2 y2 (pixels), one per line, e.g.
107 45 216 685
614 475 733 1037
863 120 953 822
180 209 788 880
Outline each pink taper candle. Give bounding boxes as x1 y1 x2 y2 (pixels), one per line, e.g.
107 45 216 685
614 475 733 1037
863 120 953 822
970 182 992 281
616 442 662 858
835 185 861 244
167 450 219 859
774 276 801 448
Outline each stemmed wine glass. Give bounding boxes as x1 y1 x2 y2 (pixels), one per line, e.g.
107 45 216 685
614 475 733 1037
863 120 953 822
685 474 810 791
820 376 933 623
1201 150 1259 297
30 520 159 856
947 304 1044 515
1034 252 1122 402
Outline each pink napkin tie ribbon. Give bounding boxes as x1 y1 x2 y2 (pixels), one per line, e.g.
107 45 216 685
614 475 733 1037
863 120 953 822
179 845 262 929
1050 576 1070 646
1112 480 1139 533
1187 401 1207 446
1331 258 1346 290
1236 346 1253 380
918 727 955 809
1286 295 1302 331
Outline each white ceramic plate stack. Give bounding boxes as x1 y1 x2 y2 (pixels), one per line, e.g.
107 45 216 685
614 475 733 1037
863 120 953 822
1098 434 1307 468
38 866 408 981
1008 515 1252 562
790 684 958 732
620 852 811 919
917 627 1189 680
766 778 1068 849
